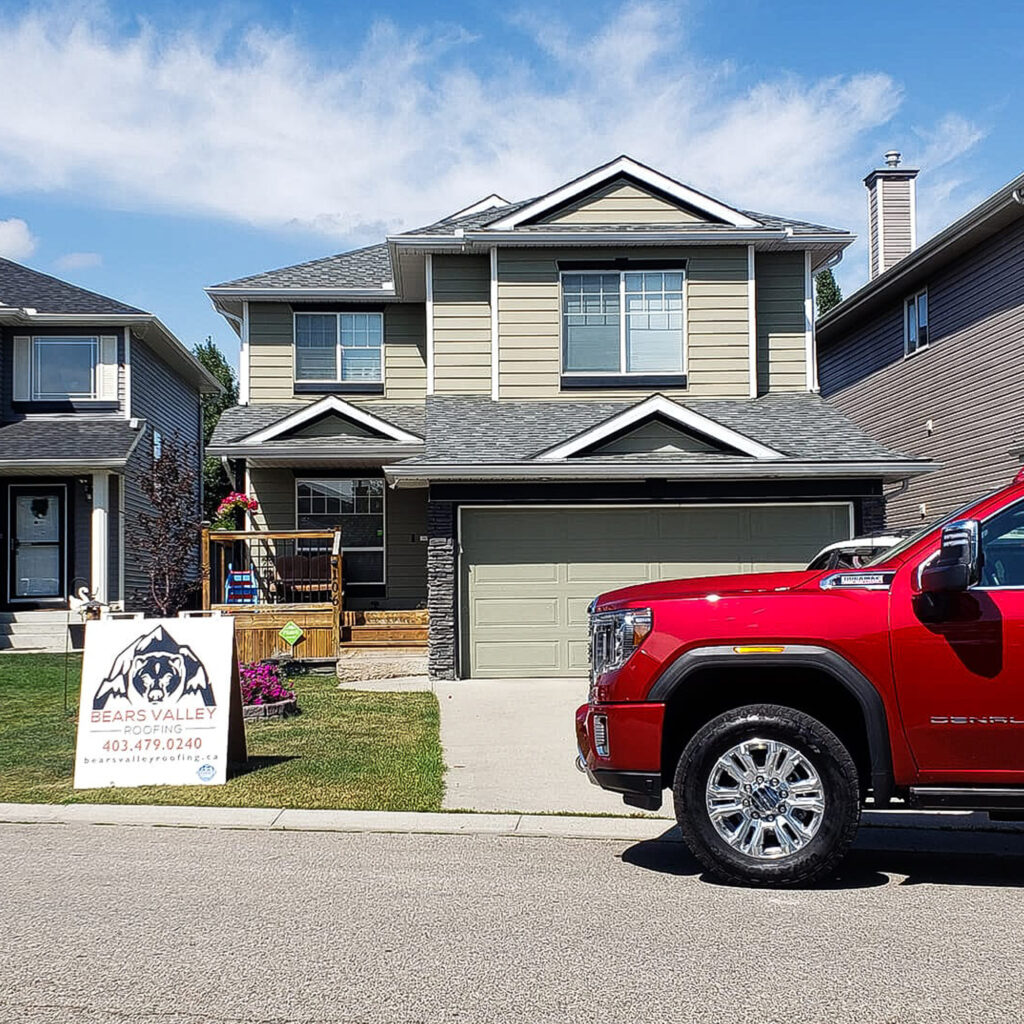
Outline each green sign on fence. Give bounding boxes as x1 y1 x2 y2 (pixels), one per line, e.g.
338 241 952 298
279 621 304 647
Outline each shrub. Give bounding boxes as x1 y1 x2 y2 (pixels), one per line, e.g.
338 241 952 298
239 661 296 707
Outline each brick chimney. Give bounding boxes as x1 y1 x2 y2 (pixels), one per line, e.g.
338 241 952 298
864 151 919 279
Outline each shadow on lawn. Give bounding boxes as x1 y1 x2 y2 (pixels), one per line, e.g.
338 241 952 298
621 822 1024 890
228 755 299 780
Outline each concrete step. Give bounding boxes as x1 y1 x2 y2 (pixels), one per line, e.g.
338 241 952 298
0 610 74 624
0 633 76 652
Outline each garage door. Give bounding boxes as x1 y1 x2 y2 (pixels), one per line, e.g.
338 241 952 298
460 504 851 678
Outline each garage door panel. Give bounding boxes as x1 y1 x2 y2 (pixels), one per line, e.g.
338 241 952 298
462 505 850 677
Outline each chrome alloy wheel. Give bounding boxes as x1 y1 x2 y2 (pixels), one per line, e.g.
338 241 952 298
705 738 826 860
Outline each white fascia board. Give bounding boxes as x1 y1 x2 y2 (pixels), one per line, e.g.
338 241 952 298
536 394 783 462
446 194 510 219
213 444 424 461
485 157 762 230
205 286 397 300
238 395 424 446
0 458 128 471
384 459 937 484
464 230 785 246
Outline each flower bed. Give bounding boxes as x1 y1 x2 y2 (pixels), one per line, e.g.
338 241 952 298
239 661 298 719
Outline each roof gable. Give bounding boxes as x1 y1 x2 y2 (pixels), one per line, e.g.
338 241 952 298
487 156 761 232
239 396 423 446
536 395 783 462
586 417 733 456
536 177 714 227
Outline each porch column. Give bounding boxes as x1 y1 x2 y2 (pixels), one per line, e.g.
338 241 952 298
91 472 109 604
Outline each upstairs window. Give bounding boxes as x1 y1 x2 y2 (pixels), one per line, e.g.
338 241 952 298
904 290 929 355
12 335 118 402
294 312 383 383
562 270 685 379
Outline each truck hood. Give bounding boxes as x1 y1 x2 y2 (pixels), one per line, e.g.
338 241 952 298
595 569 823 610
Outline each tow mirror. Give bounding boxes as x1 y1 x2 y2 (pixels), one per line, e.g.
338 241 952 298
919 519 981 593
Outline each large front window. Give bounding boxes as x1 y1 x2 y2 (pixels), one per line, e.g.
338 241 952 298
296 477 384 586
295 313 383 383
32 337 99 400
562 270 685 377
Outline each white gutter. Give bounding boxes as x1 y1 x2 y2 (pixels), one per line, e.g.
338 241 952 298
205 286 397 300
384 459 937 485
209 444 425 460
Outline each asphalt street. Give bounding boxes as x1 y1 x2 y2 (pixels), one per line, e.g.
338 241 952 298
3 821 1024 1024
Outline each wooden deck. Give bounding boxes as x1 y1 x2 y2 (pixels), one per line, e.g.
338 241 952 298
201 528 427 661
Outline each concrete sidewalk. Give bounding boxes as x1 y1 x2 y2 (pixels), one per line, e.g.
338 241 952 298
2 802 1021 838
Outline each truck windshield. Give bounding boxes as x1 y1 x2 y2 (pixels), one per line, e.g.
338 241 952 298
864 492 996 567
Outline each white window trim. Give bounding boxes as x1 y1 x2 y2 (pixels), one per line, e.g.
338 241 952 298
294 476 386 587
903 288 929 357
559 269 688 379
537 394 784 462
29 335 101 401
293 310 384 385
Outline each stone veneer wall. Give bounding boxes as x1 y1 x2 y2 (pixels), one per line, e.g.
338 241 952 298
427 500 456 679
859 496 886 536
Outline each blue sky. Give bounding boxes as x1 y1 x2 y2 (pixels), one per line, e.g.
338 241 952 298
0 0 1022 370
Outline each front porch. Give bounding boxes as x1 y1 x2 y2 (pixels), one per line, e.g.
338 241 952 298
200 527 427 662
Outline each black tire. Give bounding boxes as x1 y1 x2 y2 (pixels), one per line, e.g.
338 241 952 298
673 704 860 888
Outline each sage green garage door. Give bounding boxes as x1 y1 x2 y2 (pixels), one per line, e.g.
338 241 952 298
460 504 851 678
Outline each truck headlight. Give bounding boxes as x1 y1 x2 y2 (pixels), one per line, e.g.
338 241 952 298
589 607 652 682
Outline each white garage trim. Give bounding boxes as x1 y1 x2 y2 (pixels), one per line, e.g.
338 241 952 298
456 501 854 678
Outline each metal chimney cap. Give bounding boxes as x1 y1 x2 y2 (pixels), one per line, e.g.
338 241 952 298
884 150 902 168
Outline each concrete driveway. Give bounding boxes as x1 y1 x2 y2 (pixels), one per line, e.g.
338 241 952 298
436 677 670 816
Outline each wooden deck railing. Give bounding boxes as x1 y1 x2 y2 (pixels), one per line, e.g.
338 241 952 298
200 528 342 612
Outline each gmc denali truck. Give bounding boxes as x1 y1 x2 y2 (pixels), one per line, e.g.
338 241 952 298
576 472 1024 887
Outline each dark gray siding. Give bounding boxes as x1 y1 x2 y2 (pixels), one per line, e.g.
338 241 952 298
108 474 120 603
71 479 91 597
123 335 203 609
819 215 1024 528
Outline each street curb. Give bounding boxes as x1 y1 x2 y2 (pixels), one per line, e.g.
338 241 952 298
1 802 1023 840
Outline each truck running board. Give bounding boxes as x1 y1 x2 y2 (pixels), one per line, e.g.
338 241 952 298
908 786 1024 811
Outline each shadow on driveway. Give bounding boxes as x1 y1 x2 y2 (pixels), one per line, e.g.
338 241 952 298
621 823 1024 890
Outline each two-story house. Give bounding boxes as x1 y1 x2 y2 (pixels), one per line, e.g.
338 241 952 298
818 157 1024 529
207 156 931 679
0 257 220 649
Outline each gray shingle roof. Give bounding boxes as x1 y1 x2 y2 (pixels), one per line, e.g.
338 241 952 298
0 417 144 463
210 402 426 447
0 258 146 315
409 393 912 465
211 243 393 290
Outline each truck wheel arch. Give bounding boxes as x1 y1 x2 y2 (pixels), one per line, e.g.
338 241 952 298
648 644 895 805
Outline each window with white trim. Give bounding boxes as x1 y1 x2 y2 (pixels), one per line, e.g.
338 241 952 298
296 477 385 586
33 337 98 400
562 270 685 377
904 289 929 355
294 313 383 383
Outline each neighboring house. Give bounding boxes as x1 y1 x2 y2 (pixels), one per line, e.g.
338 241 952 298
0 258 221 648
206 155 931 679
818 157 1024 528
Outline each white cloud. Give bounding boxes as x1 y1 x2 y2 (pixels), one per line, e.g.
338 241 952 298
0 218 37 260
55 251 102 270
0 3 988 289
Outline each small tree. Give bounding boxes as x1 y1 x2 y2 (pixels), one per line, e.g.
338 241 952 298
128 435 203 616
815 268 843 317
193 337 239 520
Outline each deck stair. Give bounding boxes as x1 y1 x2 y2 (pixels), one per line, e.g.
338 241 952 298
0 610 80 653
341 610 429 648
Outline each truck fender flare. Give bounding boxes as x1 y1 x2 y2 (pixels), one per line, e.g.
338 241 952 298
648 644 894 804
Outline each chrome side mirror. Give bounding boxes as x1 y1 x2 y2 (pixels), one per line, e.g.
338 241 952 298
920 519 981 593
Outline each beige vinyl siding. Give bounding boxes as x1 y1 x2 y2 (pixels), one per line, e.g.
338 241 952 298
543 181 706 224
244 467 426 607
868 188 880 277
496 246 750 399
881 179 913 269
432 255 491 395
247 302 427 404
755 252 807 394
249 302 294 402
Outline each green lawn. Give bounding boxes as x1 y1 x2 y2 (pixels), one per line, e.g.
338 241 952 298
0 654 444 811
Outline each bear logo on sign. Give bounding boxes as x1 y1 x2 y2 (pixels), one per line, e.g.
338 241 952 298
93 626 215 710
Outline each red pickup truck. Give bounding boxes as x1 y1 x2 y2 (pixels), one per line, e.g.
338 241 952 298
576 473 1024 887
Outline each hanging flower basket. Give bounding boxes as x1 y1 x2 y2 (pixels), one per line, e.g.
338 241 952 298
212 492 259 530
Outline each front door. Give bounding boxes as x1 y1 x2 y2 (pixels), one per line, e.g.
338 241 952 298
8 485 67 603
890 497 1024 779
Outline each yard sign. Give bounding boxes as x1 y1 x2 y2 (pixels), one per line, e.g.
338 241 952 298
73 617 246 789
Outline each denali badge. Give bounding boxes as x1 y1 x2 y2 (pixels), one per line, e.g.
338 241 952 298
931 716 1024 725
